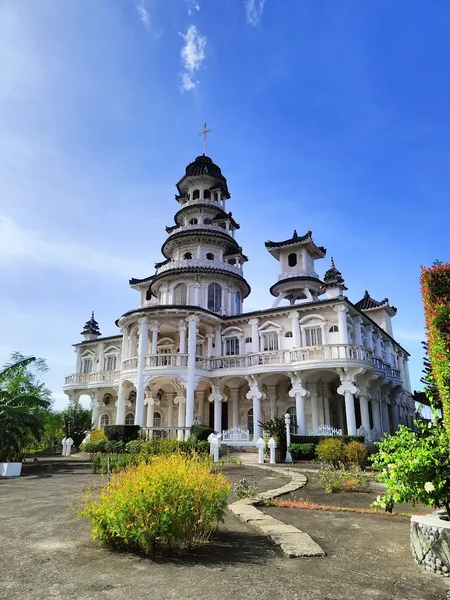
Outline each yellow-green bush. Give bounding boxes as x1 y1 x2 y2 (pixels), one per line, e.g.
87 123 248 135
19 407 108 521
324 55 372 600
316 438 346 467
345 441 367 469
90 428 106 442
77 454 231 554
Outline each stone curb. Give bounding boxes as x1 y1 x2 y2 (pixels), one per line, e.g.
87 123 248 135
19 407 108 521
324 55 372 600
228 464 326 558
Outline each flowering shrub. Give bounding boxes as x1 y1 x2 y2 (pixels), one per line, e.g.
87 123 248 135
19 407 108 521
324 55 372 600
90 428 106 442
370 419 450 518
315 465 371 493
316 438 346 466
233 477 260 499
421 263 450 431
345 441 367 469
77 454 231 554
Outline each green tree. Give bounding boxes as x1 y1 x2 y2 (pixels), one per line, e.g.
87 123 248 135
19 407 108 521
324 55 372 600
61 404 92 448
0 357 51 461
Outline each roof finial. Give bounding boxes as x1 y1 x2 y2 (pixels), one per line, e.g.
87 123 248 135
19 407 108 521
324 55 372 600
199 121 211 155
330 256 335 268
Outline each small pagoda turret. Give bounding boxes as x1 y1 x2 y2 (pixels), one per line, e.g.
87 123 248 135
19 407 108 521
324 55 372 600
80 311 101 341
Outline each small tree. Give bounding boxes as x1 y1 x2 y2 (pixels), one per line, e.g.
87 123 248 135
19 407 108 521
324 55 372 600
259 415 287 462
61 404 92 448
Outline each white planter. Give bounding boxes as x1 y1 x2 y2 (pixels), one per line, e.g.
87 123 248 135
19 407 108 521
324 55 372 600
411 513 450 576
1 462 23 477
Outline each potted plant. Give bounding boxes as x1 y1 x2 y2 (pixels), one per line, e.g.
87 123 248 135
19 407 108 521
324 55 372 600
0 357 50 477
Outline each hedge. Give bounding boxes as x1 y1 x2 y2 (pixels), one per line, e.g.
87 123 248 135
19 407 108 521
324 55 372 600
291 435 364 446
288 443 315 461
104 425 140 443
421 263 450 431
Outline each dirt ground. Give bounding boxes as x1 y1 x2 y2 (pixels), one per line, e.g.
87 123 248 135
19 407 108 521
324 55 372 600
0 461 449 600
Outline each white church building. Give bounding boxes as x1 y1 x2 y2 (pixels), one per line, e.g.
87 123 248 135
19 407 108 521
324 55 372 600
63 146 415 442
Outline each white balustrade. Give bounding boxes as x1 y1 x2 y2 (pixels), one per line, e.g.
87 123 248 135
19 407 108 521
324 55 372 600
144 354 188 368
122 357 138 371
308 425 343 436
278 270 320 281
156 258 242 277
64 370 121 385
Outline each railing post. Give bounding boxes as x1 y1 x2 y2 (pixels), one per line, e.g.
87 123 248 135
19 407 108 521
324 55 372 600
284 413 293 463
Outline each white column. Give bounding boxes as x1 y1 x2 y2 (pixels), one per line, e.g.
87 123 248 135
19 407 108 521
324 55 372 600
150 321 159 356
374 333 383 358
229 388 240 428
167 393 175 432
209 386 223 433
358 390 371 436
334 304 349 344
404 358 412 392
323 383 331 425
135 317 149 427
371 396 382 434
206 333 213 358
266 386 277 418
214 327 222 356
197 391 205 424
75 347 82 373
178 320 187 354
382 397 391 434
91 393 100 429
288 385 308 435
365 326 374 351
249 318 259 353
309 384 320 432
121 326 129 362
97 342 105 373
175 395 186 440
186 315 200 432
194 283 200 305
116 385 126 425
246 384 262 440
385 341 393 366
289 311 301 348
353 317 363 346
337 380 358 435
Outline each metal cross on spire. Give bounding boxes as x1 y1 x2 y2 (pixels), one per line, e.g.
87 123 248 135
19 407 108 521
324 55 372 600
199 121 211 155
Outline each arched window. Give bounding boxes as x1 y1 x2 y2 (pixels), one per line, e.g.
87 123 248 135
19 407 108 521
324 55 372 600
329 325 339 333
287 406 297 433
203 218 212 225
105 355 117 371
288 253 297 267
203 189 211 199
247 408 254 436
285 331 293 338
207 283 222 313
173 282 187 305
205 252 215 260
100 414 110 426
154 411 162 427
125 413 135 425
234 291 241 315
193 189 200 199
183 252 192 260
189 217 198 225
225 337 240 356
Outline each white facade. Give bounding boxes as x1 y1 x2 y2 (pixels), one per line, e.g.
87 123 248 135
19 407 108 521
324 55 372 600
63 153 414 441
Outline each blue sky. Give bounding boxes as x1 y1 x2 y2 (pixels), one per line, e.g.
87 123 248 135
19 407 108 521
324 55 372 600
1 0 449 409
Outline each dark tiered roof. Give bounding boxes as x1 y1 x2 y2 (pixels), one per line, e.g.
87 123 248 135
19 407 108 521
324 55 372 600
129 275 154 287
80 311 101 336
355 290 397 315
323 257 347 290
176 155 230 198
265 230 326 258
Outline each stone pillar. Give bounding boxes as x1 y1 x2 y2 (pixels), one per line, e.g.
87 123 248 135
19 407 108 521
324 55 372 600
374 333 383 358
121 326 129 362
365 326 374 351
371 394 382 434
174 395 186 440
266 385 277 418
337 380 359 436
135 317 149 427
334 304 349 345
309 383 320 432
229 388 240 428
214 327 222 357
323 383 331 425
249 318 259 353
76 347 82 373
337 398 345 431
288 384 309 435
358 389 371 436
289 311 301 348
178 320 187 355
186 315 200 433
385 341 393 366
206 333 214 358
116 385 126 425
167 393 175 432
246 384 262 440
382 399 390 434
97 342 105 372
353 317 363 346
209 385 223 433
404 358 412 392
150 321 159 356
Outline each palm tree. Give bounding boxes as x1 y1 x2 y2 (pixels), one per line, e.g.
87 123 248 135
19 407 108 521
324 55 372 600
0 357 50 461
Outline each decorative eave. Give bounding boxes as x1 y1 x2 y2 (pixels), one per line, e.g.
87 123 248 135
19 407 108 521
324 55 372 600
129 275 154 288
73 334 122 347
161 229 241 259
172 203 232 227
176 155 230 198
212 212 240 230
80 311 101 336
269 275 323 298
322 257 348 291
265 230 326 260
354 290 397 316
148 266 251 298
224 247 248 262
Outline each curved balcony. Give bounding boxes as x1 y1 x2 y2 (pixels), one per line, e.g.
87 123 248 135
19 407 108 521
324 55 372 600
373 357 402 382
64 370 120 387
174 223 233 236
278 270 319 281
156 258 243 277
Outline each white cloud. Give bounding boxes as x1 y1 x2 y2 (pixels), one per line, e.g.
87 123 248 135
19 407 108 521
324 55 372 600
136 0 150 30
180 25 207 92
187 0 200 15
0 215 149 279
244 0 265 26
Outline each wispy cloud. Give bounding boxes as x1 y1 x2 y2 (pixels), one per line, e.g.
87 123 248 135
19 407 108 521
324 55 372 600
0 216 149 279
136 0 150 30
187 0 200 16
244 0 266 26
180 25 207 92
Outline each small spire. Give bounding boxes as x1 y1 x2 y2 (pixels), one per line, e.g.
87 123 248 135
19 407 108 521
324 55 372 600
292 229 298 239
330 256 336 269
199 121 211 155
80 311 101 338
323 258 347 291
364 290 370 298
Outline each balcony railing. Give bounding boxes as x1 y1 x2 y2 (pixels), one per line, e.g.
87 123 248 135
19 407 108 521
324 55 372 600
64 370 120 386
156 258 242 277
373 357 402 380
145 354 188 368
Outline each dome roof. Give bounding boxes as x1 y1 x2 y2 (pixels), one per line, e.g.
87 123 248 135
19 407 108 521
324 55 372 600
176 155 230 198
